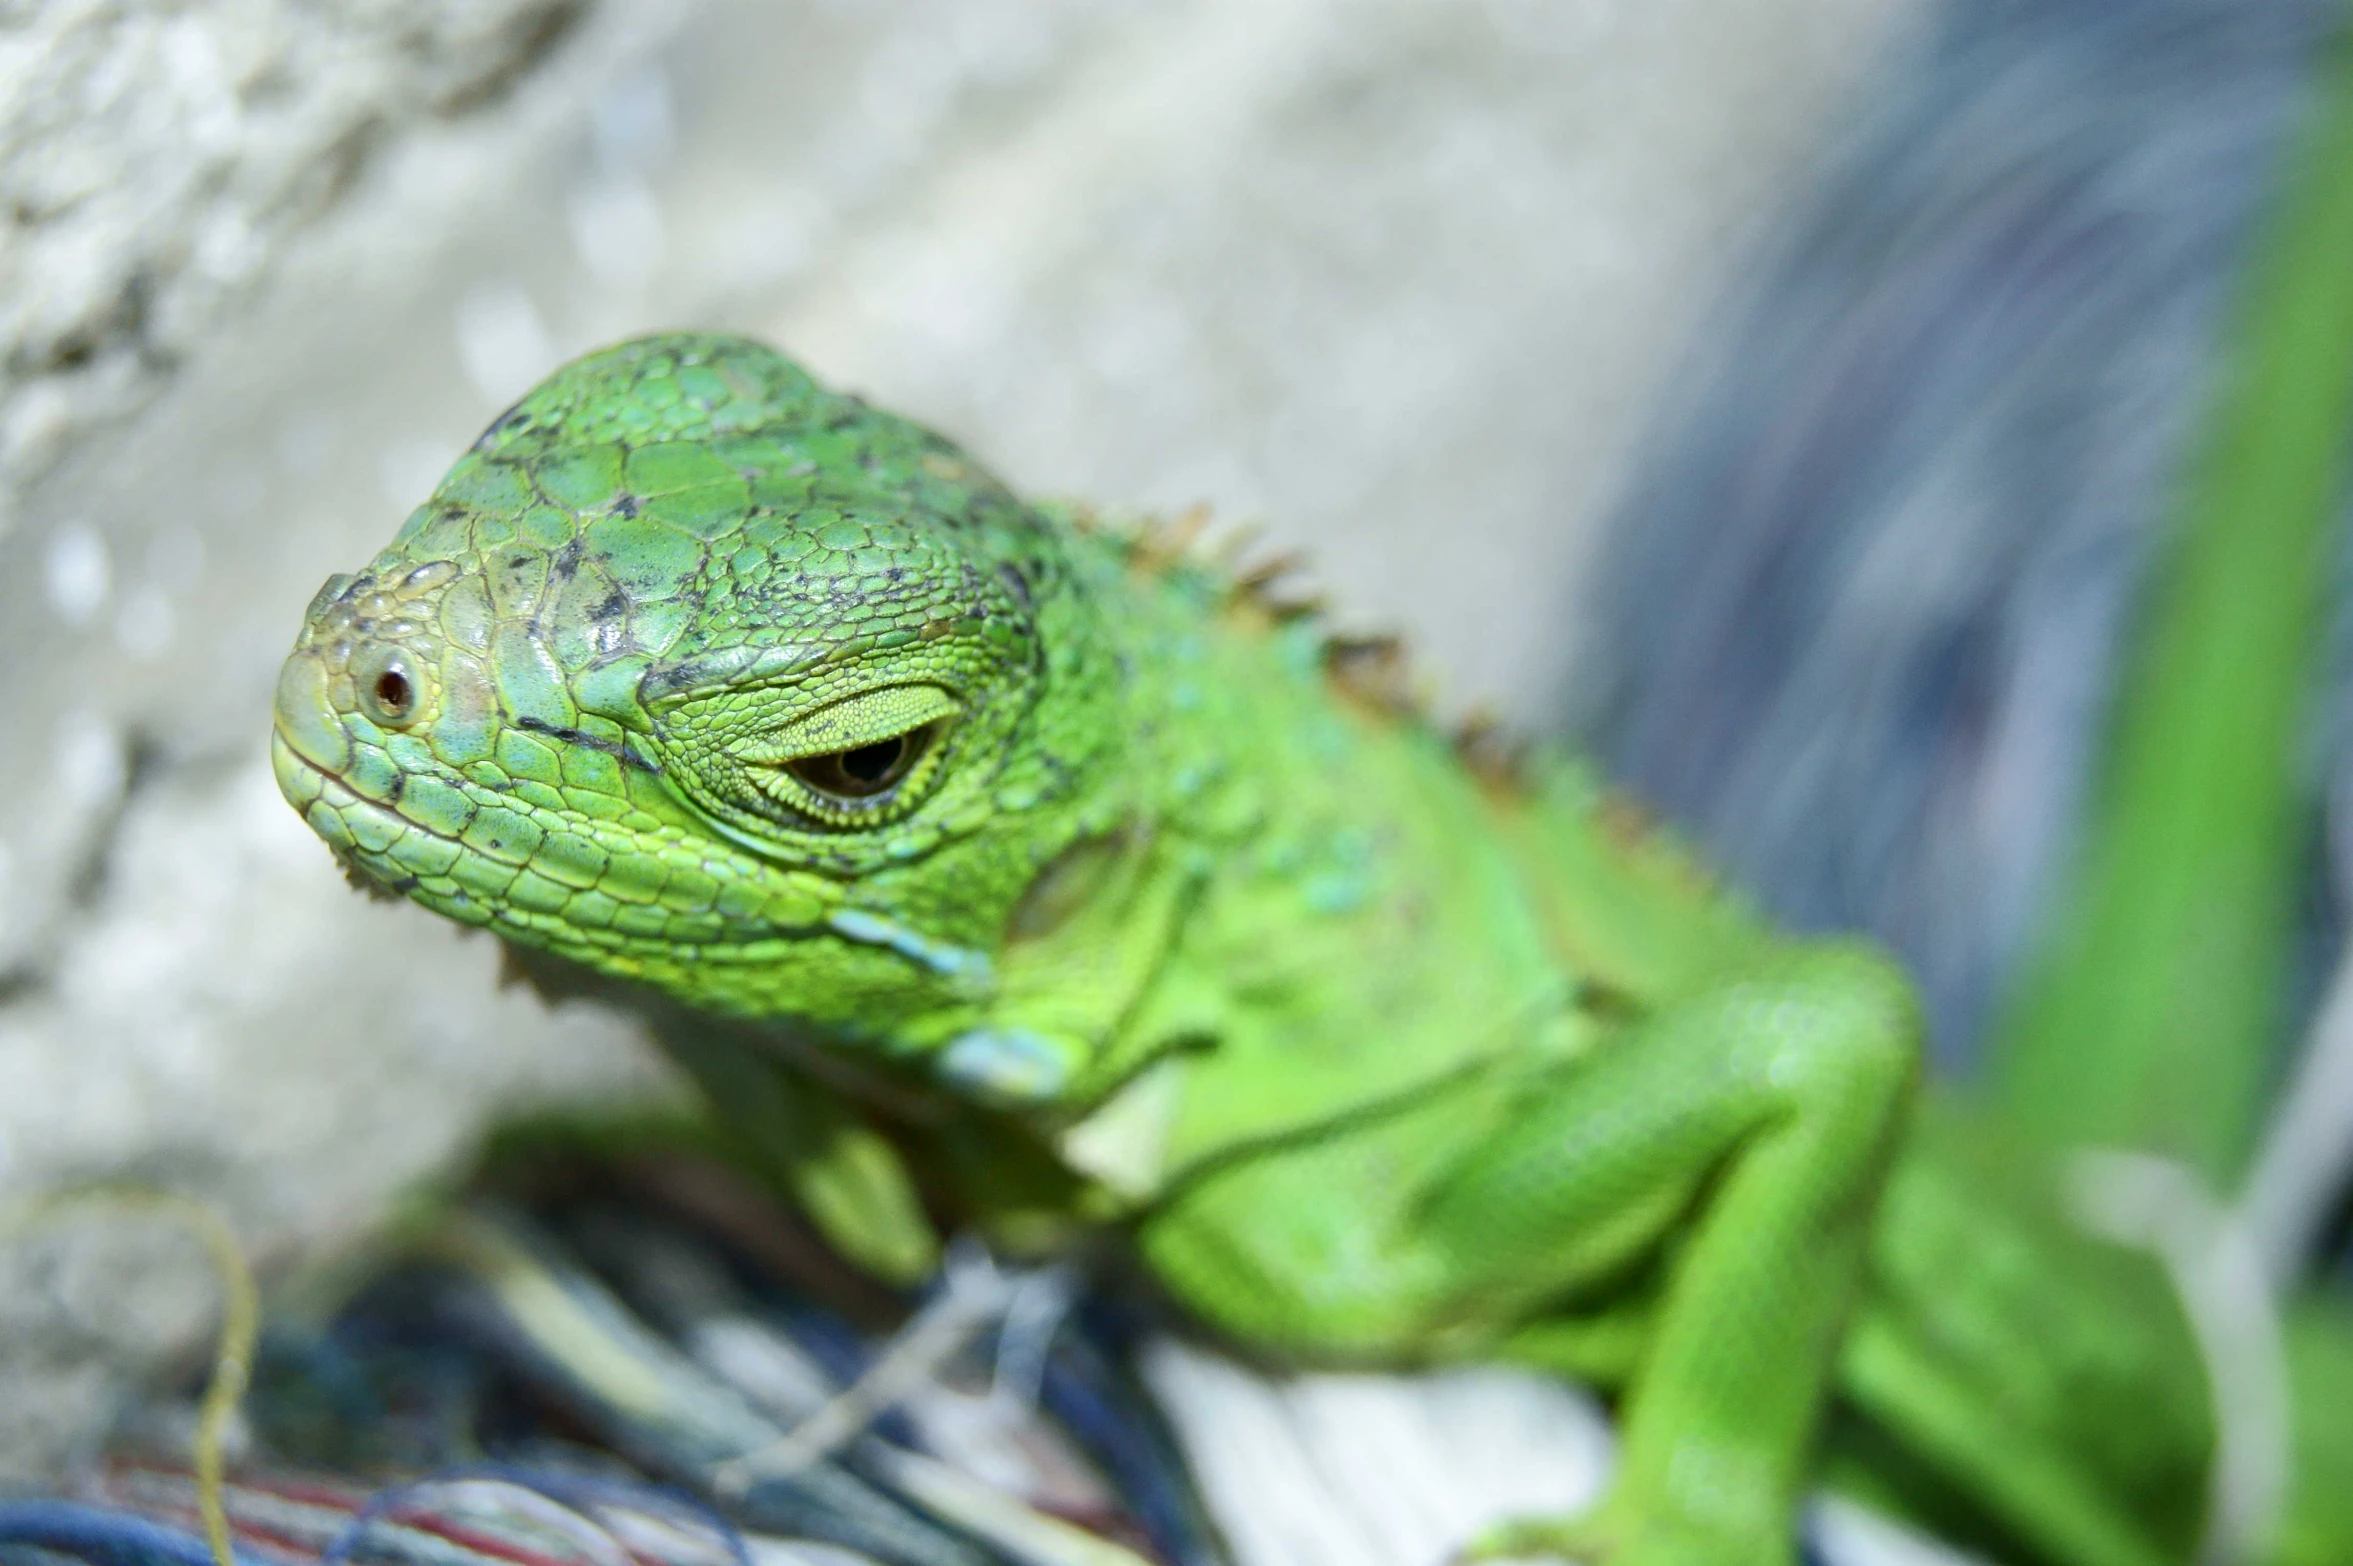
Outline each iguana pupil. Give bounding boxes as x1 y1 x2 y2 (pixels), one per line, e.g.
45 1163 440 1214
841 737 903 782
842 733 903 780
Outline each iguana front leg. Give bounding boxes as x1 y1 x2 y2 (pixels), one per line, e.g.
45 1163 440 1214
1426 942 1917 1566
659 1026 943 1287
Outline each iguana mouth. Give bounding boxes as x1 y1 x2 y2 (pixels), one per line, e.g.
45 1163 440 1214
266 728 449 901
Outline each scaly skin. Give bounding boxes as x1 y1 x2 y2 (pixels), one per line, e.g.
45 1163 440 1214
272 335 2336 1566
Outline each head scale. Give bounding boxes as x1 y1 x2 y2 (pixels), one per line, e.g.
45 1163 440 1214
271 334 1120 1048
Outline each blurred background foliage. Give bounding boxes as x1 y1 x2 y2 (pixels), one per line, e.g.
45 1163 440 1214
1589 0 2353 1274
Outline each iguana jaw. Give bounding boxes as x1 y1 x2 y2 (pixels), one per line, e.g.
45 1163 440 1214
305 671 1044 1062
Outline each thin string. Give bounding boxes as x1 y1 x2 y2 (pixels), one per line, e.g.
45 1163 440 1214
1 1186 259 1566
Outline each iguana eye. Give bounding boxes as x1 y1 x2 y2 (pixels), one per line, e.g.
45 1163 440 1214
652 681 965 838
786 724 936 802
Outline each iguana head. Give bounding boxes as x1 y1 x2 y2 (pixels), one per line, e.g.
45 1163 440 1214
271 334 1122 1045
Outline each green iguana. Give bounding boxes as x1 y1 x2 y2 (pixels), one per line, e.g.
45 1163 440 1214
266 330 2353 1566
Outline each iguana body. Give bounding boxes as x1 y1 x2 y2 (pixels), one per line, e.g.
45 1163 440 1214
267 335 2353 1566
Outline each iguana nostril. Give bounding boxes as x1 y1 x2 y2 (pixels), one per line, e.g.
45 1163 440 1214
375 668 412 717
352 644 425 728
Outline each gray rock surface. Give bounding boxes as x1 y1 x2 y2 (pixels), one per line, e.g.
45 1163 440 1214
0 0 594 524
0 0 1921 1477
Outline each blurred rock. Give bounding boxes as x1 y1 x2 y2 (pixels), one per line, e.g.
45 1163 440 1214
0 0 1922 1475
0 0 596 523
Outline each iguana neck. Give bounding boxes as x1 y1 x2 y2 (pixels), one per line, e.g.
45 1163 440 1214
990 517 1583 1188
